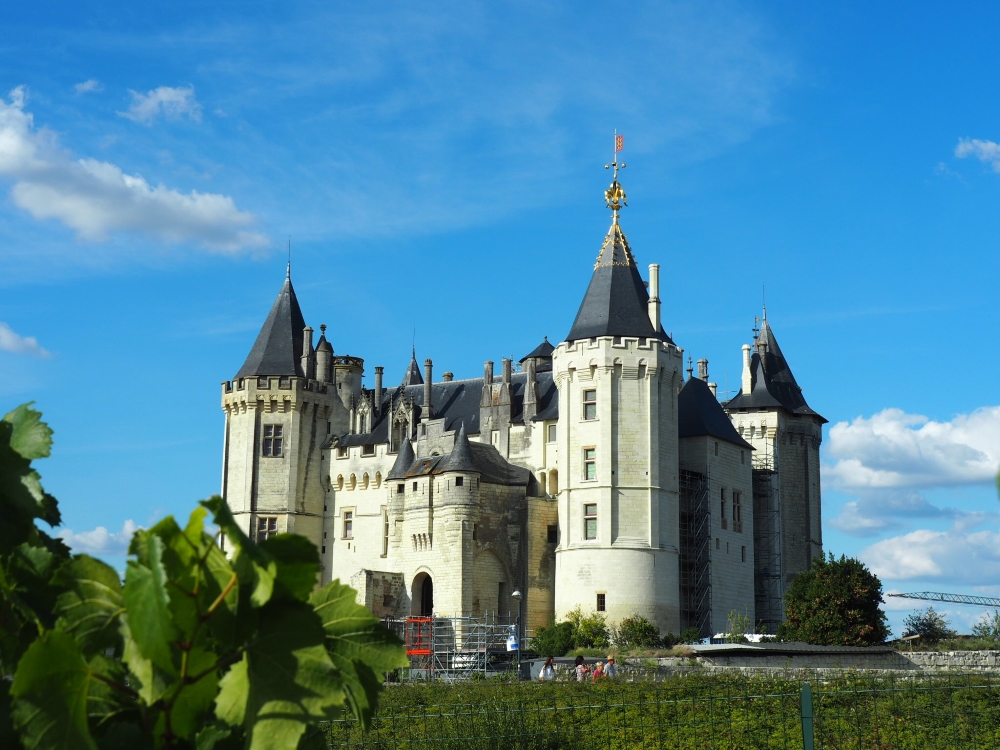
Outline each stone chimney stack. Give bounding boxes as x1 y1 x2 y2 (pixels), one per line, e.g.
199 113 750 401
315 324 332 383
741 344 752 395
523 356 538 423
484 360 494 386
301 326 314 379
647 263 661 333
697 358 708 381
374 366 383 416
708 382 718 398
442 372 454 382
423 358 433 421
501 358 512 384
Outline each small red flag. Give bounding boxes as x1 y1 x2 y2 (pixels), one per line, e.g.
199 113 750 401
615 134 624 152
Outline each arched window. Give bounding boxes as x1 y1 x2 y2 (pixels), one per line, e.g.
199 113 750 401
361 473 370 490
336 475 344 491
348 474 357 490
548 469 559 495
374 471 382 488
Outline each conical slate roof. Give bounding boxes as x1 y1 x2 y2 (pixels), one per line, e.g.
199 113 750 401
401 349 424 386
679 376 753 450
387 438 415 480
520 337 555 363
565 217 671 343
236 271 306 379
725 318 826 423
439 424 476 473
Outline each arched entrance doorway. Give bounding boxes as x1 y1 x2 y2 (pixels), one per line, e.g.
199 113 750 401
412 572 434 616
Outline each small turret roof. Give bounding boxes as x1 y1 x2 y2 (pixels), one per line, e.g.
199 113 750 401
520 337 555 362
235 271 306 379
401 349 424 386
387 438 415 480
725 319 826 423
679 376 753 450
438 424 476 473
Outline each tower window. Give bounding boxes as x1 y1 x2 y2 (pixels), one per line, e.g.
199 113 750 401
733 491 743 532
583 389 597 420
714 441 719 456
584 503 597 540
596 593 606 612
397 483 404 494
547 424 557 442
255 516 277 542
547 525 558 544
343 510 353 539
382 508 389 557
742 545 746 563
362 444 375 456
583 448 597 481
455 476 464 487
720 488 727 529
337 446 348 458
262 425 283 457
412 481 418 492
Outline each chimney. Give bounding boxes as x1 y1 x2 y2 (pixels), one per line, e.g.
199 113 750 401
374 366 383 416
301 326 314 378
523 356 538 423
423 358 433 422
708 382 718 398
647 263 661 332
315 324 332 383
741 344 752 395
697 358 708 381
442 372 454 382
501 358 512 384
484 360 494 386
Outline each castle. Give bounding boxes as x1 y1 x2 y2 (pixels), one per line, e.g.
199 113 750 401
219 162 825 637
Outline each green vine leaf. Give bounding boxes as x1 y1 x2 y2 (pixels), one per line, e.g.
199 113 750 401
123 534 179 673
4 402 53 461
202 496 276 607
259 534 320 601
55 555 124 657
10 630 96 750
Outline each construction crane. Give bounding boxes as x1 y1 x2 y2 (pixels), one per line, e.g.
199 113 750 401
887 592 1000 608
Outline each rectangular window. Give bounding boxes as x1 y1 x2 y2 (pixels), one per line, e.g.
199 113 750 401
733 491 743 532
583 389 597 420
412 481 418 492
362 444 375 456
455 476 464 487
547 525 558 544
741 545 746 563
396 483 405 494
262 425 283 457
584 503 597 540
343 511 353 539
714 441 719 456
491 430 499 447
720 488 727 530
547 424 557 442
255 516 277 542
596 593 606 612
583 448 597 481
382 509 389 557
337 446 348 458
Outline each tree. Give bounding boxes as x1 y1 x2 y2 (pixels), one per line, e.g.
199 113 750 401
613 615 661 649
972 610 1000 642
903 606 956 644
777 553 890 646
530 621 574 657
0 403 408 749
565 607 610 649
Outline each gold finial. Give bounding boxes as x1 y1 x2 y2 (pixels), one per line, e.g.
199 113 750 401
604 130 627 215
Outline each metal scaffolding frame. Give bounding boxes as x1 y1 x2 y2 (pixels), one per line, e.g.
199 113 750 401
386 613 514 681
752 453 782 633
679 469 712 638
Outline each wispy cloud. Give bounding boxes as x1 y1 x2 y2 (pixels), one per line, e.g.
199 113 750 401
862 528 1000 585
58 519 139 557
119 85 202 125
74 79 103 95
0 86 267 251
0 322 50 357
825 406 1000 490
955 138 1000 172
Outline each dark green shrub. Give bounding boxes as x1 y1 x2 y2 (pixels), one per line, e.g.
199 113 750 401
680 627 703 644
615 615 661 649
903 606 956 644
531 621 574 656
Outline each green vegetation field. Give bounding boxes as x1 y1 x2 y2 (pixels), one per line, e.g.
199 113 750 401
325 673 1000 749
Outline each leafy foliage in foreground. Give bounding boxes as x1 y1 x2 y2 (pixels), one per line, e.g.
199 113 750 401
777 553 890 646
0 403 407 749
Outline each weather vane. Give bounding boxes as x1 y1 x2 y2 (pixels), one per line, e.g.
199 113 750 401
604 130 627 215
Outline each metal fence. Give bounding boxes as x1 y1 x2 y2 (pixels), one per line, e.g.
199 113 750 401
324 674 1000 749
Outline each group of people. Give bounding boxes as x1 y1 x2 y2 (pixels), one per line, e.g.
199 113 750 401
538 654 617 682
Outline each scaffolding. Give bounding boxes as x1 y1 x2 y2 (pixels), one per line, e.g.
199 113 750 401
752 453 782 633
386 613 515 681
679 469 712 638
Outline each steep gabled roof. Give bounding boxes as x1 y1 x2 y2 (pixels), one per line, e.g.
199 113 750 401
438 423 476 473
401 349 424 386
387 438 415 480
725 319 826 423
679 376 753 450
235 272 306 379
520 337 555 362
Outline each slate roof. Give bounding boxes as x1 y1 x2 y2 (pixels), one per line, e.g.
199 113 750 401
235 273 306 379
724 319 826 423
678 376 753 450
387 438 415 480
438 424 476 473
335 369 559 448
520 337 555 362
390 431 530 486
401 350 424 386
565 218 672 343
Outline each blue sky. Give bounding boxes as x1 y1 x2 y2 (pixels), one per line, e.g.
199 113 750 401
2 1 1000 637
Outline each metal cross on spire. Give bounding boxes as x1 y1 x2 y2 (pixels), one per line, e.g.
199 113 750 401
604 130 627 216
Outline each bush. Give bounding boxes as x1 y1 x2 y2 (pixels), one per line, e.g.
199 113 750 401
972 610 1000 642
680 627 703 644
531 621 574 657
725 609 753 643
778 553 890 646
566 607 611 649
903 606 957 644
614 615 661 649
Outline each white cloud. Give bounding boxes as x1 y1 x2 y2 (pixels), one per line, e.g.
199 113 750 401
119 86 202 125
0 86 267 251
862 528 1000 584
74 79 102 95
59 519 139 557
825 406 1000 490
955 138 1000 172
0 322 49 357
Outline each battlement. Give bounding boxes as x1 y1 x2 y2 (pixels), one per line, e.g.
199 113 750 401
333 355 365 369
221 375 331 397
556 335 680 357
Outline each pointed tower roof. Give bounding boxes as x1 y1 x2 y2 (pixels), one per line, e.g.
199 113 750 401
520 336 555 362
387 437 416 480
439 423 477 473
235 270 306 379
726 317 826 423
679 376 753 449
401 348 424 386
565 165 670 343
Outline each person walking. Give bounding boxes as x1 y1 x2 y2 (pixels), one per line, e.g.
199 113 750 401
540 656 556 682
574 655 590 682
592 661 606 683
605 654 618 678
